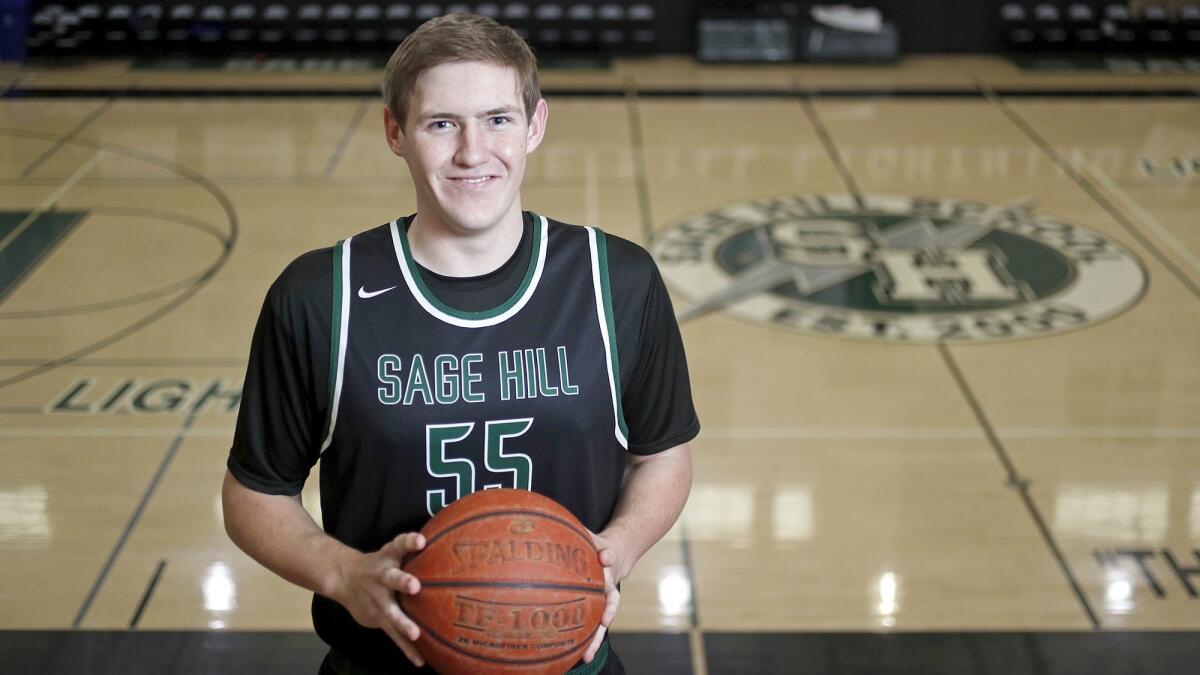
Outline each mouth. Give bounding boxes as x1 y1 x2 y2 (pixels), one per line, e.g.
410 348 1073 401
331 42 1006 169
448 176 499 187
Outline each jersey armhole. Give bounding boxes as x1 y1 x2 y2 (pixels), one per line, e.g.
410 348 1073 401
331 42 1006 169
319 238 352 454
587 227 630 449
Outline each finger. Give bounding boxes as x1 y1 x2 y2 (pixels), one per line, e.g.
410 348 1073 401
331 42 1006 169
597 548 616 568
383 567 421 595
382 622 425 668
602 585 621 627
583 624 607 663
386 603 422 643
388 532 426 556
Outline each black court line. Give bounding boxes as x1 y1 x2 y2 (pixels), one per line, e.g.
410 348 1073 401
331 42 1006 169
0 357 243 367
622 75 700 631
978 81 1200 302
6 86 1200 100
323 98 371 178
0 128 239 392
128 559 167 629
0 211 86 306
1 74 22 95
937 343 1102 630
623 77 655 245
677 520 701 630
0 206 230 320
797 93 865 209
20 99 115 178
73 412 196 628
794 93 1102 630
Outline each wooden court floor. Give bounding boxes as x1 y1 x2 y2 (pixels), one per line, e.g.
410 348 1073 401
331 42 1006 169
1 56 1198 673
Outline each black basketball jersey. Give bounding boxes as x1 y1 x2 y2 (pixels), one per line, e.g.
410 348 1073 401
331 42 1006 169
312 214 631 665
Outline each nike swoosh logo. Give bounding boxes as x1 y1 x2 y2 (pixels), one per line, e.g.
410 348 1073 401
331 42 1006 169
357 285 397 299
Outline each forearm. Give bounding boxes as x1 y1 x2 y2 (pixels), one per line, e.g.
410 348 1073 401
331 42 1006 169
600 444 693 579
221 470 356 599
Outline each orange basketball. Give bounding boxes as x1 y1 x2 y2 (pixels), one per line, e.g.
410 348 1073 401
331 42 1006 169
401 488 606 675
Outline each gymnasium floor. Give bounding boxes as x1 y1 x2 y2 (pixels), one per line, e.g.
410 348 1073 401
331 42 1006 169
1 55 1198 673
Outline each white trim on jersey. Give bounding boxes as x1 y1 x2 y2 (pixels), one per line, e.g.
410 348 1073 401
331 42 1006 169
320 237 352 454
587 227 630 450
388 215 549 328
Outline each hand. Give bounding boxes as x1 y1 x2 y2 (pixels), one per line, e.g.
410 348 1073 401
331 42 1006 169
583 531 630 663
329 532 427 667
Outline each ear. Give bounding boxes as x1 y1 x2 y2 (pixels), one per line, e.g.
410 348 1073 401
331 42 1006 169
525 98 549 155
383 105 405 157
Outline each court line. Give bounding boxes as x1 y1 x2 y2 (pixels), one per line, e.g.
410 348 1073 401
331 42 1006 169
584 147 600 227
0 128 240 391
1085 162 1200 278
977 80 1200 301
2 426 1197 439
623 75 655 244
0 357 243 367
6 86 1200 100
1 74 23 95
797 88 865 209
697 427 1200 440
0 422 1195 439
679 522 708 675
128 559 167 629
0 152 103 254
20 98 114 177
624 74 703 672
938 343 1101 630
323 97 371 178
0 211 86 306
0 175 638 187
0 206 231 319
689 628 709 675
0 427 233 437
73 412 197 628
793 92 1103 630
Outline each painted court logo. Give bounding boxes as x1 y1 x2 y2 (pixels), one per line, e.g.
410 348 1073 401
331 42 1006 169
653 195 1147 342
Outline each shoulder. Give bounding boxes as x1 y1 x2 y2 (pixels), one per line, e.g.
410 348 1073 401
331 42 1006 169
265 246 335 334
543 216 659 280
542 217 662 311
598 230 658 285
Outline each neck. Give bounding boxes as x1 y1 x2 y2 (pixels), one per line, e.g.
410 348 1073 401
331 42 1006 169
407 202 525 277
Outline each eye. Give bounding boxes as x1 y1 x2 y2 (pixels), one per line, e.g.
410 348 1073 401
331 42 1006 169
430 120 453 130
490 116 513 127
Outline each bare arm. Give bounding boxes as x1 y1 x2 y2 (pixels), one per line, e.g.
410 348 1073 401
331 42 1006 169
221 470 427 666
584 442 693 661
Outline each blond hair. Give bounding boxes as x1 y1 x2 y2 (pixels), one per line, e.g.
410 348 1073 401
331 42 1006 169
382 14 541 129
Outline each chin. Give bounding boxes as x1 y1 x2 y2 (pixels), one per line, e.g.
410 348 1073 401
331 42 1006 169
438 200 515 233
436 209 498 233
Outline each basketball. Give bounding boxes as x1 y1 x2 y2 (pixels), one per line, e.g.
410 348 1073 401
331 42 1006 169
400 489 607 675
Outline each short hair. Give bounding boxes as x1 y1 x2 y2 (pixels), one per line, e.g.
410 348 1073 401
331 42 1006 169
381 14 541 129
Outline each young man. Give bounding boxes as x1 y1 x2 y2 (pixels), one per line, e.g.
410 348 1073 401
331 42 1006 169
223 14 698 675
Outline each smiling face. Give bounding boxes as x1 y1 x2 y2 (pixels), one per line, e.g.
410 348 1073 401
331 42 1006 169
385 60 548 237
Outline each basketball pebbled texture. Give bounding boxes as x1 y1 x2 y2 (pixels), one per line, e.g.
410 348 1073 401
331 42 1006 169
401 489 606 675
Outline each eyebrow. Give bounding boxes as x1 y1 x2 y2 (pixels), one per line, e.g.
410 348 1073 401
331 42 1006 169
417 106 522 122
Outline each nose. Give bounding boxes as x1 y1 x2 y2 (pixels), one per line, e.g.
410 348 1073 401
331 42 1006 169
454 123 486 167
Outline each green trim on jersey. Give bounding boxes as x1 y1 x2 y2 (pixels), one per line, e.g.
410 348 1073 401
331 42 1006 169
321 239 349 452
594 229 630 444
396 213 544 321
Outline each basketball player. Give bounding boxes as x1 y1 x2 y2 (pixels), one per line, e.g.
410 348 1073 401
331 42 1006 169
222 14 697 675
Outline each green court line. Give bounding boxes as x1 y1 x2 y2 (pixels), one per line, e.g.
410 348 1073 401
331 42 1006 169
0 211 87 306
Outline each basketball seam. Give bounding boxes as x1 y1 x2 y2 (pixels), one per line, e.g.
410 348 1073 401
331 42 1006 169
418 508 597 553
456 594 594 607
409 613 599 666
420 580 606 594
